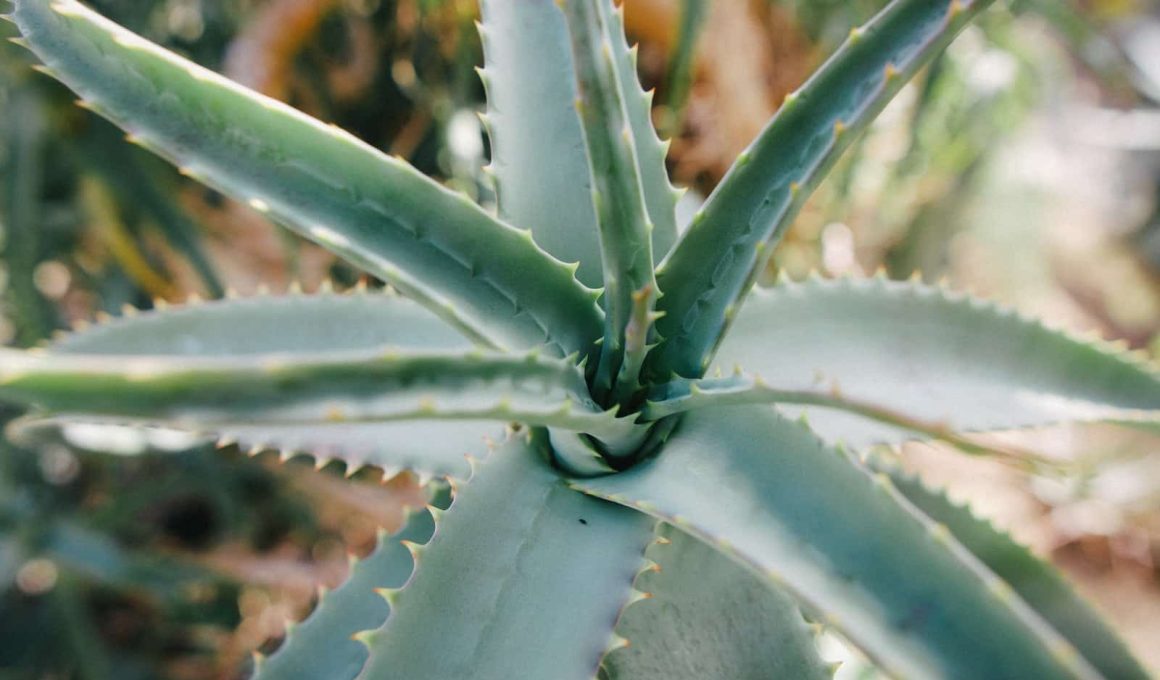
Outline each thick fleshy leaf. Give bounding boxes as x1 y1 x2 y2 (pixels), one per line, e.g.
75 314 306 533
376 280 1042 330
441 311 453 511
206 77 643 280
560 0 658 401
218 421 490 481
476 0 603 289
254 502 439 680
696 277 1160 448
873 458 1150 680
476 0 677 292
0 347 636 439
51 292 473 355
601 0 679 260
40 293 491 478
359 434 655 680
599 523 831 680
650 0 995 379
13 0 603 355
12 414 489 481
573 406 1102 679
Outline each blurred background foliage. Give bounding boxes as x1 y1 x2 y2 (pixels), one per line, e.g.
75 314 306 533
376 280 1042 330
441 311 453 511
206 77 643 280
1 0 1160 677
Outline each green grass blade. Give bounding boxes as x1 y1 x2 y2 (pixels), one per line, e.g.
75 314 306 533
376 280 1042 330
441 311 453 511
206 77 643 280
649 0 995 379
700 277 1160 448
360 434 654 680
1 80 55 345
476 0 603 289
870 458 1150 680
254 495 445 680
77 120 223 298
12 0 602 356
572 406 1103 679
600 524 831 680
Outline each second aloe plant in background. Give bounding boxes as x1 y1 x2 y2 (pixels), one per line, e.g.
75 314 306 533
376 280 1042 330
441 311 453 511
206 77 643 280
1 0 1158 677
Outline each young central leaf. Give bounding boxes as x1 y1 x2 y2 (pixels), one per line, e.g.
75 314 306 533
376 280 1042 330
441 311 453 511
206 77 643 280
560 0 658 405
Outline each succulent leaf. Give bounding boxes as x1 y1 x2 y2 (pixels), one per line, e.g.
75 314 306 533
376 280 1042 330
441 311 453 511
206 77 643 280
0 347 640 439
50 291 474 355
14 413 489 481
871 458 1151 680
1 1 1145 677
219 421 491 481
39 292 496 478
360 434 655 680
254 489 448 680
572 405 1104 679
12 0 603 356
599 523 831 680
650 0 995 379
685 277 1160 448
476 0 604 289
600 0 679 260
476 0 677 296
559 0 658 401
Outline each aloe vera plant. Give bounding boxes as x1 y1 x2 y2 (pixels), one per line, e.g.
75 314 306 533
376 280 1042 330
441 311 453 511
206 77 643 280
2 0 1157 677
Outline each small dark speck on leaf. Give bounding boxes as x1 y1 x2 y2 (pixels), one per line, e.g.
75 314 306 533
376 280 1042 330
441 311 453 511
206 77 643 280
578 518 588 525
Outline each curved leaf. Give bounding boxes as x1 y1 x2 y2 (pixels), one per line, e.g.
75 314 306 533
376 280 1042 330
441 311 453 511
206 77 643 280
13 414 490 481
476 0 678 292
872 458 1150 680
600 524 831 680
51 291 473 356
477 0 603 289
602 0 679 259
560 0 658 400
650 0 995 379
0 347 639 440
13 0 602 355
38 293 494 479
254 494 446 680
360 434 654 680
702 277 1160 448
572 406 1103 679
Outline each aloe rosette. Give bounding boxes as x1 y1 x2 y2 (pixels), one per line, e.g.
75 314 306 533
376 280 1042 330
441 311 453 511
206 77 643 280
1 0 1156 678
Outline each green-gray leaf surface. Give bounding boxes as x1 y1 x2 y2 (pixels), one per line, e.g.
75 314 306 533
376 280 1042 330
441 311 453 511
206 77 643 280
254 497 443 680
360 434 654 680
13 0 602 356
601 0 679 261
41 293 494 478
559 0 658 400
477 0 604 289
650 0 995 379
873 459 1150 680
14 414 489 480
573 405 1103 680
0 347 635 437
700 277 1160 447
51 292 473 355
600 524 831 680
